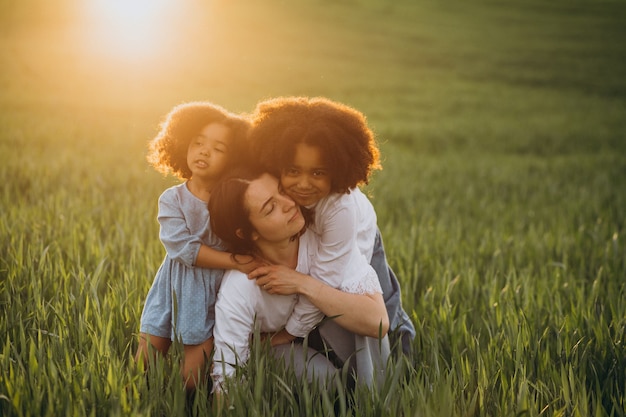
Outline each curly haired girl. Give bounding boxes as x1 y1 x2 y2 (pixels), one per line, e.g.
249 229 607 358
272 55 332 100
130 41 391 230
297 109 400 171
135 101 263 390
247 96 415 355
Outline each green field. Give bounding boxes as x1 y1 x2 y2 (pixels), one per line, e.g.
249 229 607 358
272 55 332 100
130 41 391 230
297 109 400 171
1 0 626 415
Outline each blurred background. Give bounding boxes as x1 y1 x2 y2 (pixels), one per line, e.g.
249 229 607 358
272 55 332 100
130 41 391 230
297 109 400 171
2 0 625 154
2 2 626 414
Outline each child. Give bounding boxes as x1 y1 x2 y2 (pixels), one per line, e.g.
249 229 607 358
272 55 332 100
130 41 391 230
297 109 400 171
247 96 416 355
135 101 263 390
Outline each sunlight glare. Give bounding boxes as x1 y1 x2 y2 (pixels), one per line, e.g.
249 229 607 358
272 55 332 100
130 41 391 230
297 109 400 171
81 0 180 62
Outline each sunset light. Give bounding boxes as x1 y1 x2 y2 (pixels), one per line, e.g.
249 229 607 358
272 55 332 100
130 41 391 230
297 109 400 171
80 0 181 62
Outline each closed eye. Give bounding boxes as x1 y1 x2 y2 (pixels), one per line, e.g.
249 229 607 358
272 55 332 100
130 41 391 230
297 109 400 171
265 201 276 215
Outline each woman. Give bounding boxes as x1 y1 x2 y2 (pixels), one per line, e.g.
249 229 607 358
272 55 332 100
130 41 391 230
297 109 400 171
208 170 390 393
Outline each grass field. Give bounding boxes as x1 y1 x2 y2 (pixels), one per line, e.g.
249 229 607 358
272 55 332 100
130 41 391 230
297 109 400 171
1 0 625 415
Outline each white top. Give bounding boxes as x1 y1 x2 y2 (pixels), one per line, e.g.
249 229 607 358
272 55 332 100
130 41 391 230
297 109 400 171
308 188 380 294
212 221 383 390
212 229 324 390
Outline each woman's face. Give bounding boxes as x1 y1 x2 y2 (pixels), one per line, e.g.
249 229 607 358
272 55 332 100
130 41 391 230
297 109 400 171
245 173 305 243
280 143 332 207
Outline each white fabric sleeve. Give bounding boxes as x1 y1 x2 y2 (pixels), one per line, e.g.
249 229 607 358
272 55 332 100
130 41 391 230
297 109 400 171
309 202 358 288
211 278 255 392
285 295 324 338
310 200 382 295
157 191 201 267
337 258 383 295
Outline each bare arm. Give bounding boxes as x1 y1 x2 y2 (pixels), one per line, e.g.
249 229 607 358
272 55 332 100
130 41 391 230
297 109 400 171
249 265 389 338
261 329 296 347
195 245 266 274
158 189 266 274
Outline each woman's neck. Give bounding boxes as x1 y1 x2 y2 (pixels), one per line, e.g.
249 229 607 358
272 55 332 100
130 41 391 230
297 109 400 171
256 237 299 269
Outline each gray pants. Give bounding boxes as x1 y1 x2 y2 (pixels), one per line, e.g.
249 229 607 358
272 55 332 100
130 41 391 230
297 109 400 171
272 320 390 389
272 343 339 388
316 319 390 388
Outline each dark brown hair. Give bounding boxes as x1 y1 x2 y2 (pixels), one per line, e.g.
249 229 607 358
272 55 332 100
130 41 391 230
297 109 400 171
209 169 265 257
147 101 251 180
248 96 381 194
209 169 307 257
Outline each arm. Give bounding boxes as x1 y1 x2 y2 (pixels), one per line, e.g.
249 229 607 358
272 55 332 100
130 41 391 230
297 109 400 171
157 193 203 267
264 329 296 346
262 287 325 347
195 245 266 274
249 265 389 338
284 291 325 341
310 201 358 288
158 190 265 273
212 273 255 392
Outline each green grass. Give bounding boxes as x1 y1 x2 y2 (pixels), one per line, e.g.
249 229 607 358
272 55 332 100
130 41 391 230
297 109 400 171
1 0 626 415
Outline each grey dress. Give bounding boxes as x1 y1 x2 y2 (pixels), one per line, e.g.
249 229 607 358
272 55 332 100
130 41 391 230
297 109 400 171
139 183 224 345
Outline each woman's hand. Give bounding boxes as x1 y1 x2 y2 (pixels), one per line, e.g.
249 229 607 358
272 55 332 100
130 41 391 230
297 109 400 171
248 265 309 295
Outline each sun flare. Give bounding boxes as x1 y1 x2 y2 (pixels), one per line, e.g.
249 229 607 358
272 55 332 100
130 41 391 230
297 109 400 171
80 0 180 62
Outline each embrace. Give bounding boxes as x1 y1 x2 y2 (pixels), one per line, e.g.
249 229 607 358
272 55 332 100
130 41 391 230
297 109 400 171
134 96 416 395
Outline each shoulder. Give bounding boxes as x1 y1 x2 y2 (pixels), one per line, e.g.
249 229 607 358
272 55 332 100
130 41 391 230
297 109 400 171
318 189 374 214
159 183 187 202
350 188 376 221
220 270 257 296
315 192 345 211
347 188 374 209
313 193 355 224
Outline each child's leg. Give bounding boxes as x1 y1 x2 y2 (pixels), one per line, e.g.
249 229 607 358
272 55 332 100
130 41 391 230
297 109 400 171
135 332 171 367
182 337 214 391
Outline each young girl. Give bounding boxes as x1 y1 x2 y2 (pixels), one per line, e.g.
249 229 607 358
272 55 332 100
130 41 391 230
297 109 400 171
247 96 416 355
135 101 263 390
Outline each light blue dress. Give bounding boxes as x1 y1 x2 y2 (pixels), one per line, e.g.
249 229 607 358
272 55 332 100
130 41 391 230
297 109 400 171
139 183 224 345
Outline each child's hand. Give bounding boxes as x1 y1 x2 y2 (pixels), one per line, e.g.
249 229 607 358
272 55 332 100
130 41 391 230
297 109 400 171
234 255 268 274
248 265 303 295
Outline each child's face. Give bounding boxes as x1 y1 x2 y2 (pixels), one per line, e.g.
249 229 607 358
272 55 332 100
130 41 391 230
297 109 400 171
186 123 231 180
280 143 332 207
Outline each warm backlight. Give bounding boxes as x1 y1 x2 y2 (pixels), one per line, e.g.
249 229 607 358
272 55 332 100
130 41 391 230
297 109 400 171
80 0 179 62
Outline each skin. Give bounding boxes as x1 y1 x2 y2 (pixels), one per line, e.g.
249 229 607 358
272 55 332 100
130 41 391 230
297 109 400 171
245 174 389 339
190 124 265 273
185 123 232 201
245 173 307 251
280 143 332 207
136 123 263 391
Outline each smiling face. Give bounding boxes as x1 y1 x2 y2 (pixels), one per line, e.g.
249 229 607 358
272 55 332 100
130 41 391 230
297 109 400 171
245 173 305 243
186 122 231 181
280 143 332 207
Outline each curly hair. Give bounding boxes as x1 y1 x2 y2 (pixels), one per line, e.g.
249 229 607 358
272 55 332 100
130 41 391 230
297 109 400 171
247 96 381 194
147 102 251 180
